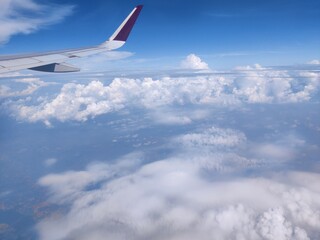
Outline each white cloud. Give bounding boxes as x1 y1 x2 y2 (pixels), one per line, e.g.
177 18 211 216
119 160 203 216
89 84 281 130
35 126 320 240
307 60 320 65
175 126 246 148
0 0 74 44
0 77 53 98
252 144 294 161
101 51 134 61
250 134 305 163
36 157 320 240
181 54 210 70
172 127 304 173
0 71 33 78
234 63 266 71
71 51 134 72
39 152 143 203
152 112 192 125
232 64 319 103
4 64 320 125
6 76 237 124
44 158 57 167
257 207 294 240
150 108 210 125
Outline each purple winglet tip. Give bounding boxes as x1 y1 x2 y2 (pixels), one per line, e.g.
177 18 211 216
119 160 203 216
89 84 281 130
113 5 143 42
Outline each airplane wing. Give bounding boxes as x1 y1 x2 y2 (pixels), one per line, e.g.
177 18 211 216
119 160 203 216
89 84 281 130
0 5 143 74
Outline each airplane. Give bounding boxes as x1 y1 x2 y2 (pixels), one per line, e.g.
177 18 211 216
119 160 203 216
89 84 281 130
0 5 143 74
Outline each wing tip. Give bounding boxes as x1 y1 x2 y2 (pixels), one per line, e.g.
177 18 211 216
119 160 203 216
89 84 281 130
110 5 143 42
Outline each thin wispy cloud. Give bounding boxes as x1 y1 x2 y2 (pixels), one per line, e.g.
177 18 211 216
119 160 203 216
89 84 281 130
71 51 135 72
307 59 320 65
44 158 58 167
207 12 241 18
0 77 54 98
0 0 74 44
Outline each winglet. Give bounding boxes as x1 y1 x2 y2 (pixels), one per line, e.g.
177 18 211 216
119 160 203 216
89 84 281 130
109 5 143 42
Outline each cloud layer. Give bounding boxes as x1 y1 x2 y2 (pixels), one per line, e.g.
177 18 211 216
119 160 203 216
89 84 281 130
5 64 319 125
36 127 320 240
0 0 74 44
1 59 317 239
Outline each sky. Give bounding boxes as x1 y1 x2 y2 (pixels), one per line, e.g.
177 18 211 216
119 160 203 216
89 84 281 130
0 0 320 240
0 0 319 68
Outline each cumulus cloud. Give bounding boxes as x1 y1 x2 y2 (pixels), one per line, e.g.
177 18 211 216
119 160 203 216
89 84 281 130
6 76 238 124
5 65 320 125
0 0 74 44
36 127 320 240
181 54 210 70
232 64 319 103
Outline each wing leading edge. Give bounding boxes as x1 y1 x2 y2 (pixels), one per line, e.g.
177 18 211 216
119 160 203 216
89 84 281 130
0 5 143 74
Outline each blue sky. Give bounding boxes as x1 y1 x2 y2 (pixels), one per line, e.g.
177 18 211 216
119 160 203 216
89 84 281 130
1 0 319 68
